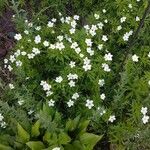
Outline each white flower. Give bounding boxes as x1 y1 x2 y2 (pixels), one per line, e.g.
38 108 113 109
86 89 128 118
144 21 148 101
102 9 106 13
97 22 104 29
142 115 149 124
72 93 79 100
51 18 57 22
49 44 56 49
52 147 60 150
123 30 133 41
98 79 105 87
102 35 108 42
35 26 41 31
117 25 122 31
128 4 132 9
100 93 106 100
79 53 84 58
148 80 150 86
16 60 22 67
67 73 78 80
148 52 150 58
71 20 77 28
1 121 6 128
136 16 140 21
104 53 113 61
132 54 139 62
98 44 103 50
68 80 75 87
120 17 126 23
71 42 78 49
47 21 54 27
104 19 108 23
83 57 91 65
83 64 92 71
9 55 15 63
8 65 13 71
48 99 55 107
69 61 76 68
75 47 81 54
34 35 41 44
43 41 49 47
67 99 74 107
108 115 116 122
24 30 29 34
94 14 100 20
21 51 27 56
57 35 64 41
55 76 63 83
141 107 148 115
18 100 24 106
14 33 22 41
85 39 92 47
28 22 33 27
55 42 65 51
74 15 79 20
27 53 35 59
69 28 75 34
32 48 40 55
87 47 94 56
9 83 14 89
46 91 53 97
40 81 51 91
102 63 111 72
85 99 94 109
0 114 4 121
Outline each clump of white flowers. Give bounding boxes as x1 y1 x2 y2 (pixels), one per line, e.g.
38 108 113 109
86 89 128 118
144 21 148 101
83 57 92 71
123 30 133 41
0 113 6 128
40 81 53 97
141 107 149 124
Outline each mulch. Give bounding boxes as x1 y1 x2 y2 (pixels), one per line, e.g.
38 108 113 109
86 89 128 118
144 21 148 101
0 8 16 59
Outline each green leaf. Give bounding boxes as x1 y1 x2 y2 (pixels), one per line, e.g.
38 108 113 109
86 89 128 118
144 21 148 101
31 120 40 137
65 140 84 150
58 132 71 145
80 133 102 149
65 116 80 131
78 120 90 134
26 141 45 150
17 123 30 143
0 144 13 150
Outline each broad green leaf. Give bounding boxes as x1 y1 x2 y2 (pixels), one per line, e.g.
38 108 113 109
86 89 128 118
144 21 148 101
26 141 45 150
0 144 13 150
65 140 84 150
43 132 51 143
31 120 40 137
58 132 71 145
78 120 90 134
65 116 80 131
80 133 102 149
17 123 30 143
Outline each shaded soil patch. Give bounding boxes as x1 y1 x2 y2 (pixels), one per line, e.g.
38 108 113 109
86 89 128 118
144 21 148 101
0 7 16 59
